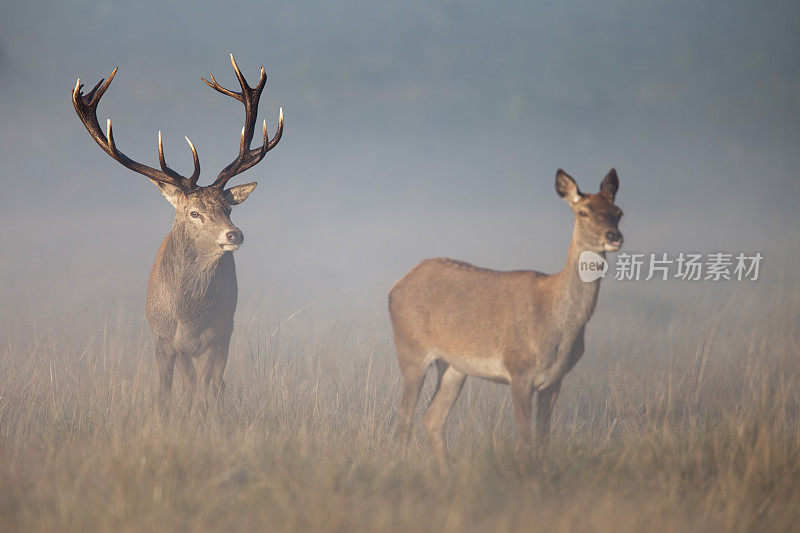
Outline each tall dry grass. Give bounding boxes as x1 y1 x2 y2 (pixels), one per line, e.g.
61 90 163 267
0 281 798 532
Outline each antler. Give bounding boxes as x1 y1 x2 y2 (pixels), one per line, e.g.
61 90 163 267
72 68 200 191
202 53 283 189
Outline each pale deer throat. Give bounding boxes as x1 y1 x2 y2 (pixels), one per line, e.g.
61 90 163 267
551 234 603 324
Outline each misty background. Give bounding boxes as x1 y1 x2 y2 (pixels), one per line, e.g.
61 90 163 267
0 0 798 330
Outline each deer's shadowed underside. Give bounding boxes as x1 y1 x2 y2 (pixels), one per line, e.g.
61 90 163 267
73 54 284 412
389 169 624 461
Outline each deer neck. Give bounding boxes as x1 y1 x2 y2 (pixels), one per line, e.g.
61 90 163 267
165 221 232 290
550 224 602 326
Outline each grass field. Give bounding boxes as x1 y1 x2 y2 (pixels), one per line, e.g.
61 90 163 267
1 280 798 532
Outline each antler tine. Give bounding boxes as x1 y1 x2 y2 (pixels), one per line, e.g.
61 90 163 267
259 119 268 157
267 107 284 151
257 65 267 92
201 72 242 101
185 137 200 187
84 67 116 107
156 131 197 184
229 53 251 93
157 131 175 178
73 68 199 191
106 118 117 152
209 55 282 189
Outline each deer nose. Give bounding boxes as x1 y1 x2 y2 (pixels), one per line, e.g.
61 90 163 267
226 229 244 245
605 230 622 243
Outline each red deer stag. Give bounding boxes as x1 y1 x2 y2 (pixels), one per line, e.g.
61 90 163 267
73 54 283 410
389 169 623 460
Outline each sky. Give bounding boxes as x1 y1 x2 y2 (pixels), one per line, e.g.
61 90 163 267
0 0 798 324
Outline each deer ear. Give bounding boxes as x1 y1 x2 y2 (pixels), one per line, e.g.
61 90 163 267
555 169 582 204
600 168 619 200
224 182 257 206
150 179 184 207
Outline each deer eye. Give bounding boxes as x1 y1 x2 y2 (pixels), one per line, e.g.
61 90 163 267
578 210 588 217
189 210 200 218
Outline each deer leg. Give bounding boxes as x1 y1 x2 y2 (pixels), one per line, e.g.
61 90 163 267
511 378 534 449
209 344 229 403
154 337 176 412
175 355 197 413
198 346 217 411
422 365 466 463
193 346 223 417
428 360 448 405
198 341 229 406
396 353 427 456
535 380 562 451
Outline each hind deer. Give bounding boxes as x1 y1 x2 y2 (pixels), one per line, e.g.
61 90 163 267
73 54 283 411
389 169 623 460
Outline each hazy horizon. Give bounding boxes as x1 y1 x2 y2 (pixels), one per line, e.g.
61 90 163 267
2 3 800 530
1 0 798 324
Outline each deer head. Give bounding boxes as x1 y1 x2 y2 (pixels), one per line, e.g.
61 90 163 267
72 54 283 254
555 168 623 252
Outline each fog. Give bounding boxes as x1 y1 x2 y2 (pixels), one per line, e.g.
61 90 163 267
1 0 798 325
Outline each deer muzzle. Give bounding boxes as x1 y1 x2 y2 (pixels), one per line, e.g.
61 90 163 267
603 230 623 251
218 228 244 252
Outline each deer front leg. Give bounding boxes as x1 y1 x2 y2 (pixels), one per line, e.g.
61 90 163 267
199 347 214 413
201 344 229 409
195 346 218 416
211 344 229 402
511 378 534 449
154 337 176 414
535 379 562 452
175 355 197 414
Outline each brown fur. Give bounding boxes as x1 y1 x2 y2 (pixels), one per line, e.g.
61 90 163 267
73 57 282 413
146 184 256 411
389 169 624 460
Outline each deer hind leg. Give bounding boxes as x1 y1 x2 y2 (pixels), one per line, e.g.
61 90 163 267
154 337 177 412
422 365 466 463
429 360 448 405
396 346 427 456
535 379 562 451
